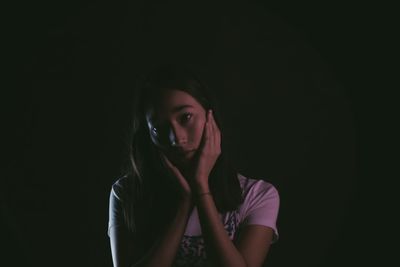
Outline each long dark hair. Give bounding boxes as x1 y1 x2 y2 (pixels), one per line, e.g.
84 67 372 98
119 64 243 243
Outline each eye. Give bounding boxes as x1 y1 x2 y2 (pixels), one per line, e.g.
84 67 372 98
181 113 192 123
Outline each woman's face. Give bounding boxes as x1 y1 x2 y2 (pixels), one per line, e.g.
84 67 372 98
145 89 207 166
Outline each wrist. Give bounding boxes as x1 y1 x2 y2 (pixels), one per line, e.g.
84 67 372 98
193 181 209 194
193 191 213 204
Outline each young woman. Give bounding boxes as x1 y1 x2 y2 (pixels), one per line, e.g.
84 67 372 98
108 65 280 267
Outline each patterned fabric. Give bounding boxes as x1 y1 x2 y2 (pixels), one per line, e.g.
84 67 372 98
172 210 241 267
172 235 206 267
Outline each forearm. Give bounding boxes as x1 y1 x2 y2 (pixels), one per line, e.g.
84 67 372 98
195 182 247 267
134 200 193 267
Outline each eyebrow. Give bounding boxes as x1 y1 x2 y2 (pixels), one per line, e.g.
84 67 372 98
149 104 194 123
171 104 194 113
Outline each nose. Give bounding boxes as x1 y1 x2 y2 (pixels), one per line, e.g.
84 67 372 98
168 124 187 147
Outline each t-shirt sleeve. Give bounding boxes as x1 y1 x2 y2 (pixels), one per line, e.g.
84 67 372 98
107 183 125 237
241 180 280 243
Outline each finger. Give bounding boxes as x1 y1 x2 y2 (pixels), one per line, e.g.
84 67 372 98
210 110 220 134
213 115 221 151
208 110 216 149
160 153 186 181
212 114 221 153
206 110 212 150
199 118 207 152
200 111 210 152
159 152 170 166
159 153 174 174
160 153 178 174
210 110 221 153
159 153 176 182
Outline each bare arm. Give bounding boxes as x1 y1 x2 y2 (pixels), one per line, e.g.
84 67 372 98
194 182 248 267
109 197 194 267
195 181 275 267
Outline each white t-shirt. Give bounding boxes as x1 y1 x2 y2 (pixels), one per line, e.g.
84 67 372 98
108 173 280 267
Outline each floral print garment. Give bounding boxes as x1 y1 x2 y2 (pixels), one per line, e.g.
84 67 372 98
172 210 241 267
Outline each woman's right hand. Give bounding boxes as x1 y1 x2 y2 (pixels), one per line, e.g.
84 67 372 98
159 152 193 203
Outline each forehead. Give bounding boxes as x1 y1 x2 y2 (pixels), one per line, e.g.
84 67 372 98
145 89 203 122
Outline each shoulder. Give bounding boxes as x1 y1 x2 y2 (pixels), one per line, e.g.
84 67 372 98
110 174 130 202
237 173 279 200
236 173 280 243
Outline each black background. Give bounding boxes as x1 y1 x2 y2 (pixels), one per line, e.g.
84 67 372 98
3 1 395 266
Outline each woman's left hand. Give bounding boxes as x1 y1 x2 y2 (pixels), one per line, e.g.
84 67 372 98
191 109 221 189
